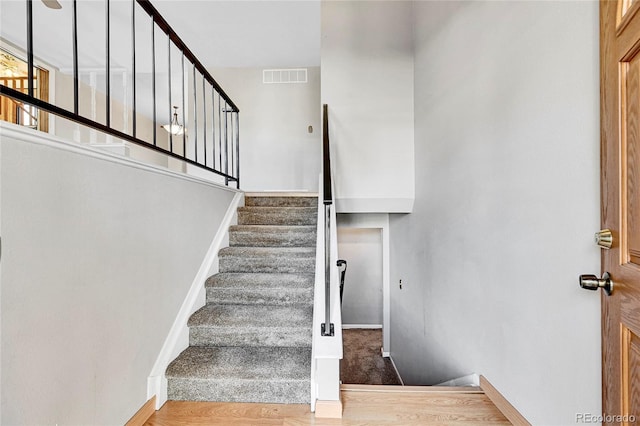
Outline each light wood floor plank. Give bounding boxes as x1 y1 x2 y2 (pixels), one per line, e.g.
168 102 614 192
145 387 511 425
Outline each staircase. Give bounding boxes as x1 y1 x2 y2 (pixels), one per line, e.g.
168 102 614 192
165 193 317 404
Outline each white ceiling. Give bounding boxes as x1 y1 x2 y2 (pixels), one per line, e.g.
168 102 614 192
152 0 321 68
0 0 321 70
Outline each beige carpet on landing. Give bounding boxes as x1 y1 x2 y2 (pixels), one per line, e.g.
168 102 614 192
340 328 402 385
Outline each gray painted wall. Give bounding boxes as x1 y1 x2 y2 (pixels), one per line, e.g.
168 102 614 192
0 126 236 425
210 67 321 192
321 1 415 213
389 1 601 424
337 227 383 326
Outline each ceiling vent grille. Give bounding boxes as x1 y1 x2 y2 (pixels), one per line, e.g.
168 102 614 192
263 68 308 84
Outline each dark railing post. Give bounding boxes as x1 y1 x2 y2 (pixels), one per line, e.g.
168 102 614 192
131 0 137 138
26 0 34 99
223 102 229 186
202 76 207 166
151 19 156 146
167 34 172 152
72 0 79 114
192 64 198 163
181 52 186 156
235 112 240 188
105 0 111 128
321 104 334 337
211 85 216 169
218 92 222 171
322 104 332 203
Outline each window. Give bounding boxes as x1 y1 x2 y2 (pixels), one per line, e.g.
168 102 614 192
0 48 49 132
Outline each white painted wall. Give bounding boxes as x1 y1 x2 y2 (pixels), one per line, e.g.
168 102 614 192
321 1 414 213
0 123 237 425
210 67 321 192
389 1 600 424
337 227 383 326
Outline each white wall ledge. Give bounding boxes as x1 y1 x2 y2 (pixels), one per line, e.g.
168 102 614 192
0 122 241 194
336 197 414 214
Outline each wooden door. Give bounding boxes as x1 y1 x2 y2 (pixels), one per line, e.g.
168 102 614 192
601 1 640 423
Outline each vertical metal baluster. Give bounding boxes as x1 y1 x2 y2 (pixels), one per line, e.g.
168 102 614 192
235 112 240 188
211 85 216 171
151 19 156 146
229 111 236 177
324 205 331 335
218 92 222 171
181 52 186 157
131 0 136 137
105 0 110 127
202 77 207 167
193 64 198 163
224 101 228 185
167 35 172 152
72 0 79 114
26 0 34 99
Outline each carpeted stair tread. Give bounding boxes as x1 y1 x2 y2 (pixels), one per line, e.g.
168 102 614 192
206 272 314 289
219 246 316 257
219 247 315 274
189 304 312 328
245 196 317 207
206 273 314 305
238 206 317 226
167 346 311 380
188 304 312 347
166 346 311 403
229 225 316 247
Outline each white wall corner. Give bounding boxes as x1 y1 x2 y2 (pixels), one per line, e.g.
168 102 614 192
146 191 243 408
388 356 404 386
146 376 166 410
437 373 480 387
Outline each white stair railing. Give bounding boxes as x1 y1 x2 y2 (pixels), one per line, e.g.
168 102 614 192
310 104 342 414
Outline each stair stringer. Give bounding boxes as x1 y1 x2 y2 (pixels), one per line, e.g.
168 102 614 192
146 191 244 409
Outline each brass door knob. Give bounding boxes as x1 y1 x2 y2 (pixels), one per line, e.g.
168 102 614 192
595 229 613 249
579 272 613 296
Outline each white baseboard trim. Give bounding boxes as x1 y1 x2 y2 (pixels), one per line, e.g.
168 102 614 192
147 191 243 409
437 373 480 387
342 324 382 329
389 356 405 386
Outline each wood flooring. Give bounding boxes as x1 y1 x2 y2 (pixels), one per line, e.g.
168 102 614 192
145 385 511 425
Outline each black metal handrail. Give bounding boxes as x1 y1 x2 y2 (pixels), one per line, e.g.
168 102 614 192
323 104 332 205
0 0 240 187
321 103 334 337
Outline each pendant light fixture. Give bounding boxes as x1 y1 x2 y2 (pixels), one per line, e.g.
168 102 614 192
162 106 185 136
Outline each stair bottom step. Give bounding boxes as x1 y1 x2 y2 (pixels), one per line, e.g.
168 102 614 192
167 377 310 404
166 346 311 404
